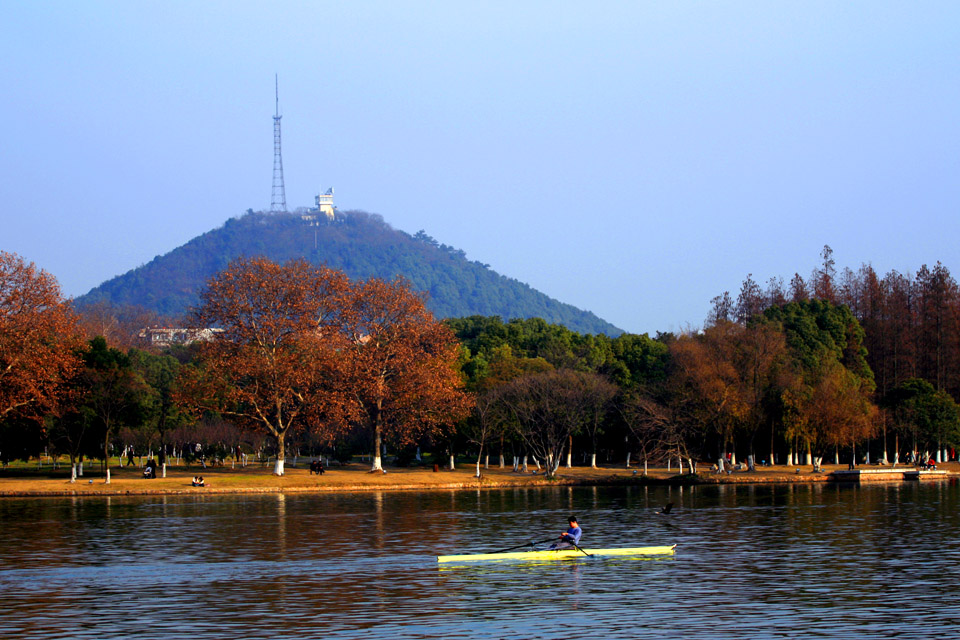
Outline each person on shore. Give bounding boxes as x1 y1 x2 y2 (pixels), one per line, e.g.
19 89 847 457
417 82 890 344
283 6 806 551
551 516 582 549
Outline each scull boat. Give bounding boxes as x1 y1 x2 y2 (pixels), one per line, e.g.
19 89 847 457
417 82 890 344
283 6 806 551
437 544 676 563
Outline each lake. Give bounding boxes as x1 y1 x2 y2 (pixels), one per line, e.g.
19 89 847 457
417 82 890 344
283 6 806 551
1 481 959 639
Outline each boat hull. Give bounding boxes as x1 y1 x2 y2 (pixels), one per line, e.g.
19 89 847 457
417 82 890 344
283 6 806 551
437 544 676 563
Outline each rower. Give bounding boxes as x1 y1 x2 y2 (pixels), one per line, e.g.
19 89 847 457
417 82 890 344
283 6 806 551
551 515 582 549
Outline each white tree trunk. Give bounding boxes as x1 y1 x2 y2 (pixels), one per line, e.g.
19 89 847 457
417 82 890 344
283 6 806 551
590 452 597 468
416 446 421 462
475 459 481 478
566 450 572 468
866 449 871 464
834 446 840 465
687 457 696 474
535 457 541 470
747 455 755 472
936 449 943 463
717 458 725 474
78 462 83 477
105 468 111 484
70 464 77 483
730 452 737 466
522 456 528 473
678 457 684 474
625 451 631 468
274 458 285 476
161 463 167 478
512 456 518 472
484 454 489 469
449 453 455 470
643 458 648 475
499 454 505 468
805 451 812 466
787 450 793 466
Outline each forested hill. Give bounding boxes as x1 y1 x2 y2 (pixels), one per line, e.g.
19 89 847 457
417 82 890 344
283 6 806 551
77 210 622 336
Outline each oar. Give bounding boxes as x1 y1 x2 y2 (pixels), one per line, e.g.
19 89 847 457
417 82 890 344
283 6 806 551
490 537 557 554
570 541 592 557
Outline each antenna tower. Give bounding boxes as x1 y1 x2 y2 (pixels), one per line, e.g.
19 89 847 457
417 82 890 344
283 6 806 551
271 74 287 212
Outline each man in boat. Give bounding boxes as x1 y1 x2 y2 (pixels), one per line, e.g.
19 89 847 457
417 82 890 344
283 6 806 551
551 516 582 550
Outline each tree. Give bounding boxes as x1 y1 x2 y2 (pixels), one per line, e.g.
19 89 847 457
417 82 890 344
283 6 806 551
80 337 150 482
885 378 960 462
130 349 184 476
0 251 81 419
498 369 596 477
341 276 472 472
669 323 749 465
579 372 618 468
181 257 355 475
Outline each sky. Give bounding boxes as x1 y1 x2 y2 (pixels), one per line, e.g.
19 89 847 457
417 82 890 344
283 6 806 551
3 1 959 334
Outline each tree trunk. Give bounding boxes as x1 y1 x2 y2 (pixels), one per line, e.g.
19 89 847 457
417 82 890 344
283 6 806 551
717 457 725 474
499 453 504 469
449 452 455 470
566 436 573 468
687 457 696 475
678 457 684 474
370 408 384 472
274 430 286 476
522 455 528 473
484 454 489 469
787 449 793 466
893 433 899 466
804 440 812 466
590 452 597 468
70 462 77 483
643 457 648 476
104 436 111 484
747 455 755 472
667 457 671 471
625 451 631 468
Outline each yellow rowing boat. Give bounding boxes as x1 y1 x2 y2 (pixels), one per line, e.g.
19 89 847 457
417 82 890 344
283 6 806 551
436 544 677 563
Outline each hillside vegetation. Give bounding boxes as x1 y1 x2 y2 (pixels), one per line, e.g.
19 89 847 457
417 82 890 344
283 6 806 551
77 210 622 336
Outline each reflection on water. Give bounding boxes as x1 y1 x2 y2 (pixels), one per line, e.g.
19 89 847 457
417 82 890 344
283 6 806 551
2 482 960 638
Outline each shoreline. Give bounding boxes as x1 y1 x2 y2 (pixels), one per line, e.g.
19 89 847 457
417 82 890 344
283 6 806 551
1 461 955 498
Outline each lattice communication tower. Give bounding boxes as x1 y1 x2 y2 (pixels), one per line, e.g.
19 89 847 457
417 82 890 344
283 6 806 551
271 74 287 212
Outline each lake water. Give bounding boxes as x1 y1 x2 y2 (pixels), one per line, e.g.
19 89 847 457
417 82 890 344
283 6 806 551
1 482 959 639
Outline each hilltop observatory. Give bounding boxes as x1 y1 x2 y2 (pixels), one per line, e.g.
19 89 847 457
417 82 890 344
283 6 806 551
301 187 337 224
316 187 335 219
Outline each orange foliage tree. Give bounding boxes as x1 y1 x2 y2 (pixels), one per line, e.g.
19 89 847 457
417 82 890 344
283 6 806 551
180 258 356 475
0 251 81 419
341 277 473 472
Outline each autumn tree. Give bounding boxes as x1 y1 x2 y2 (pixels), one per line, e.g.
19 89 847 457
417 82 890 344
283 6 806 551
181 257 354 475
669 322 749 466
341 277 472 472
0 251 81 419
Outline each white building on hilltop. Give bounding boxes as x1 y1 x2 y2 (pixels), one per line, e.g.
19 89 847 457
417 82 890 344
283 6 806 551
315 187 335 220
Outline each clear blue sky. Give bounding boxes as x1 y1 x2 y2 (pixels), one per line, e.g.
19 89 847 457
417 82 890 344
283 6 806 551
3 1 959 334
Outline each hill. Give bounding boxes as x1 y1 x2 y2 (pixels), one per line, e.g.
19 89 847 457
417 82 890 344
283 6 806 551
77 210 623 336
